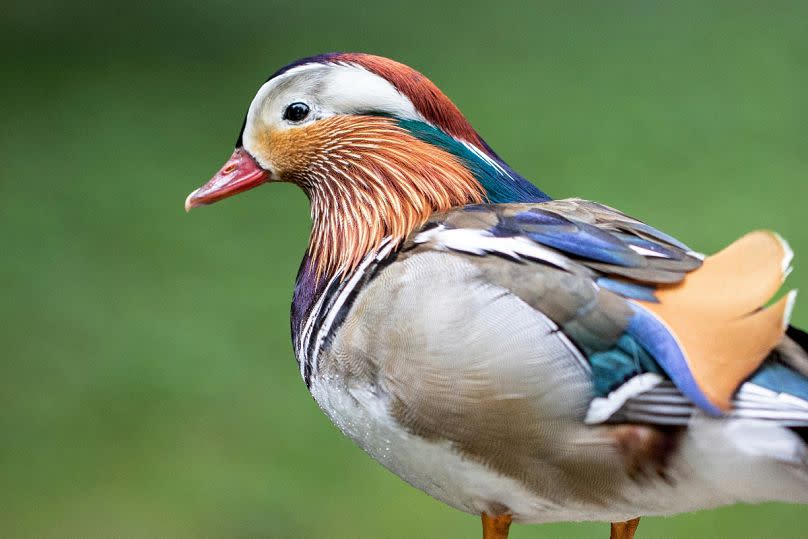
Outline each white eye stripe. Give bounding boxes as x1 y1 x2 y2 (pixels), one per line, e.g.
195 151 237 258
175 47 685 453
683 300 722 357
241 62 425 154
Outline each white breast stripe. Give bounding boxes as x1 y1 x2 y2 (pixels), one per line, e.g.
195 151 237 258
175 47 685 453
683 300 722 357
297 271 341 380
309 238 395 374
298 238 395 382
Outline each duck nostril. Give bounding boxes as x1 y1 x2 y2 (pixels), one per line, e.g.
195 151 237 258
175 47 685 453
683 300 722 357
222 163 237 174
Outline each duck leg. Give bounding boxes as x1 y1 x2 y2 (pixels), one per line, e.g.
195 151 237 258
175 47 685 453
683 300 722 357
481 512 512 539
610 517 641 539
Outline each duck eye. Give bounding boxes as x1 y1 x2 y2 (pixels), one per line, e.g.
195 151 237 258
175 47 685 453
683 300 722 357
283 102 310 122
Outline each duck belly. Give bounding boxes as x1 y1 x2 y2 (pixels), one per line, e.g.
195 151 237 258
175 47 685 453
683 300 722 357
310 377 579 521
309 376 808 523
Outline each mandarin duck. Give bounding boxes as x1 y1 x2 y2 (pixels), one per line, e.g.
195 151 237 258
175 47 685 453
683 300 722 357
185 53 808 539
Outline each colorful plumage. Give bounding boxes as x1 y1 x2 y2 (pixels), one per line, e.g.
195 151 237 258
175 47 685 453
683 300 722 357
185 53 808 538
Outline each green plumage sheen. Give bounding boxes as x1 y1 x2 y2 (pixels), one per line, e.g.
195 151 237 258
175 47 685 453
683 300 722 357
396 119 549 203
589 335 665 397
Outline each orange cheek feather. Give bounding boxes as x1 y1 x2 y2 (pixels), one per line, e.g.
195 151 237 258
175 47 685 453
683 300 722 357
255 123 330 181
256 116 485 278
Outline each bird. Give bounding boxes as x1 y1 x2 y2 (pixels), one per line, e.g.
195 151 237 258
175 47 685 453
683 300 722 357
185 53 808 538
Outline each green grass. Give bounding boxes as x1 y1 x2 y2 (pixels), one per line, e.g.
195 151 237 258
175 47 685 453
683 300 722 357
2 1 807 537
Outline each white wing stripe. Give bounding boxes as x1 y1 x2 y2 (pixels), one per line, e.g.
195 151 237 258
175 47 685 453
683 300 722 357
587 379 808 426
414 225 572 270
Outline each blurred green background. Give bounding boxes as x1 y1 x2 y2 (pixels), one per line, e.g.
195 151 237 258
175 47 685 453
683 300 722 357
2 1 807 537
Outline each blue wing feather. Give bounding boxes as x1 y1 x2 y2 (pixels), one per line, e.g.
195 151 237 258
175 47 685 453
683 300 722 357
418 200 808 419
499 210 646 267
749 362 808 402
597 277 659 302
626 304 723 416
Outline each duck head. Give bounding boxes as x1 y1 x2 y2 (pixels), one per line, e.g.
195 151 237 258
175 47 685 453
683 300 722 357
185 53 548 278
